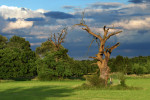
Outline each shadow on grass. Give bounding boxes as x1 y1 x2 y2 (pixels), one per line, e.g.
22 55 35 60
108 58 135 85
0 86 74 100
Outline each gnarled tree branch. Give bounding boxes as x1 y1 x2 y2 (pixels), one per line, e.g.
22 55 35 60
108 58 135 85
89 56 103 62
105 31 122 40
104 42 120 62
48 28 67 50
74 23 102 41
109 42 120 52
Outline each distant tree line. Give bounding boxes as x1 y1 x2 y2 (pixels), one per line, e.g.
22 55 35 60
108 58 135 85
109 55 150 75
0 35 150 80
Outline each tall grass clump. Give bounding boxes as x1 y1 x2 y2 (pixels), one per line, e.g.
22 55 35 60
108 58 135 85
76 74 106 89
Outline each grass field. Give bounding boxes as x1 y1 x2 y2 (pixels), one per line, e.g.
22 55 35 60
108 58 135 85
0 78 150 100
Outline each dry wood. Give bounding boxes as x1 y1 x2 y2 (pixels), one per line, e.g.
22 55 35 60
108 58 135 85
48 28 67 50
75 23 122 86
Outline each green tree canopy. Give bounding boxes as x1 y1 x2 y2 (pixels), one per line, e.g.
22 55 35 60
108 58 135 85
0 35 37 80
0 35 8 49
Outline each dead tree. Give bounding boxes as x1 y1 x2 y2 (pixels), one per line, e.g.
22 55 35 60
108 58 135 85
74 23 122 86
47 28 68 62
48 28 67 51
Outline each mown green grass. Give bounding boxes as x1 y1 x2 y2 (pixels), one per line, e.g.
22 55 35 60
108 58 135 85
0 78 150 100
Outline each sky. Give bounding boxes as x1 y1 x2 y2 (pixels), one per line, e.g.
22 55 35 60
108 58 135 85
0 0 150 60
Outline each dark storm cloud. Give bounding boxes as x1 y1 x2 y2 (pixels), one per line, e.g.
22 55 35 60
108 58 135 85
63 42 98 58
119 42 150 50
6 18 17 22
32 19 56 26
138 30 149 34
0 15 7 30
44 11 74 19
25 17 45 21
128 0 143 3
1 28 32 37
0 30 35 40
114 42 150 57
129 0 150 3
64 41 150 58
79 9 122 25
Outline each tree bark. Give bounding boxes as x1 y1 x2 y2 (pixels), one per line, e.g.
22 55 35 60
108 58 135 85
97 60 110 86
74 23 122 87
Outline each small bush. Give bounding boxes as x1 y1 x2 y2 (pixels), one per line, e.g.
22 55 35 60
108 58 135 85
116 72 126 86
84 74 105 87
38 72 53 81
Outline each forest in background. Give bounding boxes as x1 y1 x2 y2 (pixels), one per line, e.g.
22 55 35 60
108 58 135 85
0 35 150 81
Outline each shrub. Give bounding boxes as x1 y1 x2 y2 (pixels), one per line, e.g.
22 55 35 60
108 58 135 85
116 72 126 86
84 74 105 87
38 72 53 81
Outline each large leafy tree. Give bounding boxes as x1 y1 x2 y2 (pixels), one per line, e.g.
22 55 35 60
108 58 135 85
36 48 72 80
36 28 74 80
0 35 37 80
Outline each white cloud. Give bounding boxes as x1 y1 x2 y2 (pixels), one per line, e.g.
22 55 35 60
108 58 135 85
0 5 47 32
35 9 49 13
112 17 150 30
36 36 49 39
90 26 119 34
122 3 147 10
56 18 94 25
30 31 48 35
23 37 33 39
118 3 150 16
3 19 33 32
0 5 45 19
115 29 150 44
30 25 63 36
30 42 41 46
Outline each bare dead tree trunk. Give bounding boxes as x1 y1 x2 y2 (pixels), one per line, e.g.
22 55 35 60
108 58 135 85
97 60 109 86
48 28 67 51
75 23 122 86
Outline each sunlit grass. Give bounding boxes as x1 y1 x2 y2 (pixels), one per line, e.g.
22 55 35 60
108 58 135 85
0 78 150 100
